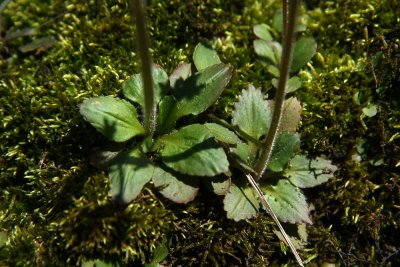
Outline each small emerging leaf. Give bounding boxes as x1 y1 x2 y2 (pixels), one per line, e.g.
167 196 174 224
269 132 300 172
156 95 178 133
262 179 312 224
253 24 273 41
123 64 170 106
291 37 317 72
80 96 144 142
205 123 241 144
203 175 231 195
108 148 154 204
362 103 378 117
174 63 232 118
271 76 302 93
232 84 271 140
224 178 259 221
284 155 338 188
160 124 229 176
193 43 221 71
152 166 199 204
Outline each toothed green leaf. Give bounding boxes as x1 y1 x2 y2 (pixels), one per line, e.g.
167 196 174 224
108 148 154 204
269 132 300 172
284 155 338 188
160 124 229 176
262 179 311 224
80 96 144 142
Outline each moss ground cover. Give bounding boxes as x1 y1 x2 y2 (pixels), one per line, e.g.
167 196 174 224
0 0 399 265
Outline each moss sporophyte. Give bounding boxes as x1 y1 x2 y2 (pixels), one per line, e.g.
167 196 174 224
79 0 337 265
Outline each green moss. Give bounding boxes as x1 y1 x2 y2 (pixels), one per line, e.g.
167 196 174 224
1 0 399 265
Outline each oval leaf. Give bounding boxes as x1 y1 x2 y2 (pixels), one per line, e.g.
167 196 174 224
254 39 277 65
205 123 241 144
174 63 232 118
224 178 259 221
291 37 317 72
193 43 221 71
174 64 232 118
123 64 170 106
254 24 272 41
262 179 312 224
284 155 338 188
152 166 199 204
160 124 229 176
80 96 144 142
269 132 300 172
232 84 271 140
108 148 154 204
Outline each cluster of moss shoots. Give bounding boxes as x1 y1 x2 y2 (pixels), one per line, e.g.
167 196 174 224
77 1 337 266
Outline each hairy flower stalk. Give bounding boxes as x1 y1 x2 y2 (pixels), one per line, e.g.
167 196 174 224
254 0 301 180
129 0 156 135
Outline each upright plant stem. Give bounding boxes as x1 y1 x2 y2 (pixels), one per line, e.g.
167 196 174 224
128 0 156 135
254 0 300 180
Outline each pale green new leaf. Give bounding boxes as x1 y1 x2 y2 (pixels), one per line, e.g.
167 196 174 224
269 132 300 172
152 166 199 204
108 148 154 204
254 39 277 65
193 43 221 71
224 178 259 221
174 63 232 118
271 76 302 93
232 84 271 140
80 96 144 142
205 123 241 144
123 64 170 106
253 24 273 41
284 155 338 188
262 179 312 224
160 124 229 176
291 37 317 72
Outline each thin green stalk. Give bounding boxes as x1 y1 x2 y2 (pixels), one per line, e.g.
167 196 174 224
254 0 300 180
128 0 156 135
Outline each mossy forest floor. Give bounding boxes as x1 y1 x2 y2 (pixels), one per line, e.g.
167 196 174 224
1 0 399 266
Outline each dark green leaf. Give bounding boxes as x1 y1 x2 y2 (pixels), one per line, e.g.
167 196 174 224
232 84 271 140
193 43 221 71
123 64 170 106
108 148 154 204
230 142 256 173
174 63 232 118
205 123 241 144
291 37 317 72
80 96 144 142
152 166 199 204
269 132 300 172
160 124 229 176
284 155 338 188
224 177 259 221
262 179 311 224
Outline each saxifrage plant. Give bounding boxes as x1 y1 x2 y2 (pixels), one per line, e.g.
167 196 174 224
79 0 337 266
80 43 233 204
